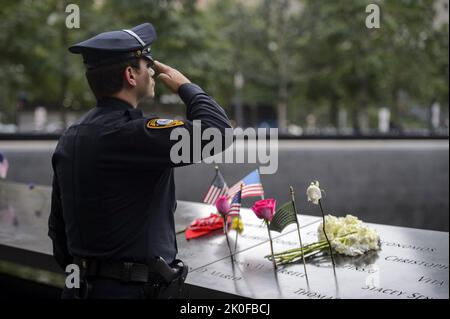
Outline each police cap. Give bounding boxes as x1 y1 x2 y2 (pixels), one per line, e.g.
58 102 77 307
68 23 157 69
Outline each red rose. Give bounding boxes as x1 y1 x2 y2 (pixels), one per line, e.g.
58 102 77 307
251 199 276 222
215 196 230 216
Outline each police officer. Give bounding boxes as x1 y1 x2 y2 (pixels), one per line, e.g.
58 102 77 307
48 22 232 299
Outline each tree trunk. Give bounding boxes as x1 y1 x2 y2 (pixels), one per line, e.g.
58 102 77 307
352 108 360 133
329 97 339 128
277 79 288 133
59 0 69 128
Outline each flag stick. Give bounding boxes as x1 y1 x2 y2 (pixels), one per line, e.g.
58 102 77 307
259 168 265 200
176 228 186 235
234 220 239 251
318 199 336 267
290 186 308 280
220 171 233 259
234 184 243 251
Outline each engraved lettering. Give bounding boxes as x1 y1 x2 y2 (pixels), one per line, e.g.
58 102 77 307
418 275 445 287
293 288 335 299
385 256 448 270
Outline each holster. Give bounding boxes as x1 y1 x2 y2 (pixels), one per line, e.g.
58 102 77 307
144 259 188 299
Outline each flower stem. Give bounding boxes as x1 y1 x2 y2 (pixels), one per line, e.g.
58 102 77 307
266 220 277 269
223 216 234 262
270 241 326 256
267 232 359 265
275 243 329 262
318 199 336 266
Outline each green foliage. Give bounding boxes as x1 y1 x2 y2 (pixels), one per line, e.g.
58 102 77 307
0 0 448 130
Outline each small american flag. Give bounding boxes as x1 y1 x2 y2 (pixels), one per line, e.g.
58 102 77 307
228 169 264 199
227 188 242 215
203 168 228 205
0 153 9 179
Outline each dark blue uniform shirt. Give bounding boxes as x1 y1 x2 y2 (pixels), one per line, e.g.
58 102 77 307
48 83 232 270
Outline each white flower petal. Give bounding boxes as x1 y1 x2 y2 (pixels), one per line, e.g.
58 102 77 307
306 182 322 205
317 214 380 256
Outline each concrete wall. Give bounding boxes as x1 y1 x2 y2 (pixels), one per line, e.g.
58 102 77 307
1 139 448 231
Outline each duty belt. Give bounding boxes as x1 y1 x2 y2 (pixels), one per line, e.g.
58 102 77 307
73 256 188 285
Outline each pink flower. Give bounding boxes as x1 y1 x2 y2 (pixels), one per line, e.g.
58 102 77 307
251 199 277 222
215 196 230 216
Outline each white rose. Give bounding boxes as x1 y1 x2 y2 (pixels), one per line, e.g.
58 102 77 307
306 181 322 205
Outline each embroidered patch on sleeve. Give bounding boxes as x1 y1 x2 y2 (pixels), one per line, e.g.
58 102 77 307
146 118 185 129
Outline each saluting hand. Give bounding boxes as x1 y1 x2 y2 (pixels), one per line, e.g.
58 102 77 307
154 61 191 93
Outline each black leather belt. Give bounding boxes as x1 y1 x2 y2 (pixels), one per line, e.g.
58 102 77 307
73 256 187 285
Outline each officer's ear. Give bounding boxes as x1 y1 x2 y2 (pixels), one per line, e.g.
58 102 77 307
123 65 138 88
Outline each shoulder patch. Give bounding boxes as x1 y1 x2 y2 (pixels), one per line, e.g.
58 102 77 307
146 118 185 129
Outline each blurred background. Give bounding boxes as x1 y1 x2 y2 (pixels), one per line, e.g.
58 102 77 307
0 0 448 230
0 0 448 136
0 0 448 224
0 0 449 298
